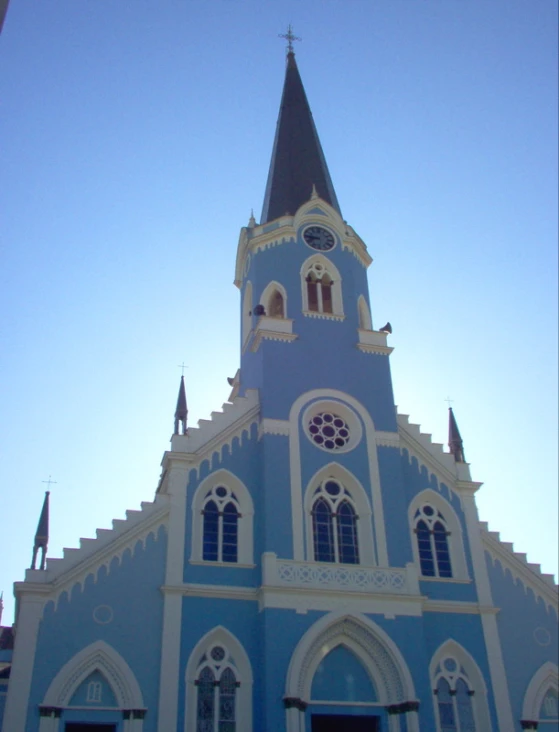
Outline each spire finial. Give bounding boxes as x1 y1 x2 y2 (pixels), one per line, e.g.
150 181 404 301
31 490 50 571
174 373 188 435
448 405 466 463
278 24 301 55
310 183 319 200
248 209 256 228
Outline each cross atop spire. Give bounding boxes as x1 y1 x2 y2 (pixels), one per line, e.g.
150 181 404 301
278 24 302 55
174 375 188 435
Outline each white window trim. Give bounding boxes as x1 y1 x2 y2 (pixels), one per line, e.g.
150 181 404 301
260 280 288 318
430 639 491 732
408 489 469 581
191 469 254 565
300 254 344 317
357 294 372 330
242 281 253 347
185 626 253 732
304 463 376 566
522 662 559 723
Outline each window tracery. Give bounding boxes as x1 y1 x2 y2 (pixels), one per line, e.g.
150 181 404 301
414 504 453 578
195 644 239 732
433 656 477 732
311 479 359 564
202 486 240 563
301 256 343 317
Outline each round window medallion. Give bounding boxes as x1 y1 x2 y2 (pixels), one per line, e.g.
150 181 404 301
303 400 362 454
210 646 226 661
93 605 113 625
534 627 551 647
308 412 350 450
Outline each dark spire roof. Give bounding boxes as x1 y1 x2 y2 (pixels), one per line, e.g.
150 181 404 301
260 51 342 224
31 491 49 570
448 408 466 463
174 375 188 435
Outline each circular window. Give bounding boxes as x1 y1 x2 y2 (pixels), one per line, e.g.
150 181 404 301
210 646 226 661
303 400 362 453
308 413 351 450
93 605 113 625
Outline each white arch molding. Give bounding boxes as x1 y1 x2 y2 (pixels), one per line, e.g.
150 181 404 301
288 389 389 565
522 661 559 723
260 279 288 318
429 638 492 732
185 625 253 732
285 612 418 732
39 640 144 732
357 295 372 330
242 281 253 347
408 489 469 581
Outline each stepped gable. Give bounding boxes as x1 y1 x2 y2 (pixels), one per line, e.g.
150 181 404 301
397 413 470 486
166 389 259 466
24 498 168 589
481 521 558 611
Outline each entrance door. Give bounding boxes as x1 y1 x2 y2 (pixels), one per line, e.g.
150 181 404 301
65 725 117 732
311 714 379 732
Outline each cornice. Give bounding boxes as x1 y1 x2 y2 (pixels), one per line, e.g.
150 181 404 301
423 600 499 615
260 419 290 437
303 311 345 321
375 431 401 448
250 330 298 352
357 344 394 356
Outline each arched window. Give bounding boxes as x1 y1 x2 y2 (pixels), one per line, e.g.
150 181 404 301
414 504 453 578
202 486 240 563
301 256 343 317
311 479 359 564
195 645 239 732
191 470 254 566
242 282 253 345
434 657 477 732
269 289 285 317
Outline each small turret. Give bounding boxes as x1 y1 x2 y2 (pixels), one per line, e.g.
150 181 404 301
31 491 50 570
448 407 466 463
174 375 188 435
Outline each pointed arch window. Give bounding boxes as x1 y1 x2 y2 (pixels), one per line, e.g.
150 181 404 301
202 486 240 563
311 479 359 564
268 289 285 318
434 657 477 732
414 504 452 578
301 256 343 318
195 645 239 732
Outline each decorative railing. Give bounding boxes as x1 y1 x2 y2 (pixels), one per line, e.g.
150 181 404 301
262 553 419 595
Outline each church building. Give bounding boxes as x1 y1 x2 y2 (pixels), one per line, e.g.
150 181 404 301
1 40 558 732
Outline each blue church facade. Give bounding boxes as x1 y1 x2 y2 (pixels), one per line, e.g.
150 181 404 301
1 46 557 732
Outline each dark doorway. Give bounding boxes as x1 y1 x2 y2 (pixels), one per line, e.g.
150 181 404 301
311 714 380 732
65 725 117 732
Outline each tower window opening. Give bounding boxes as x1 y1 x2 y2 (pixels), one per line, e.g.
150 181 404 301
311 480 359 564
269 289 285 318
306 264 334 314
414 504 453 578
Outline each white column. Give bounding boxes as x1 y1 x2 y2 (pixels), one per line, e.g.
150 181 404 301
3 591 45 731
404 709 419 732
157 464 188 732
387 714 401 732
459 485 515 731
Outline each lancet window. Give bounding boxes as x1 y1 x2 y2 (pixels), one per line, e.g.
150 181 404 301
311 479 359 564
301 256 343 317
434 656 477 732
202 486 240 563
414 503 452 578
195 645 239 732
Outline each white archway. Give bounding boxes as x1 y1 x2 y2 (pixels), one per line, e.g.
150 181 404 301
358 295 372 330
260 280 288 318
522 661 559 722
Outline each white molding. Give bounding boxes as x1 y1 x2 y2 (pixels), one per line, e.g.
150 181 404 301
461 493 515 731
184 626 253 732
161 583 258 602
251 328 298 352
17 501 169 608
482 524 558 613
429 639 491 732
259 280 289 317
522 661 559 720
356 343 394 356
423 600 499 615
285 611 417 709
288 389 389 566
2 593 44 731
190 468 254 565
357 296 372 330
408 489 469 581
375 431 400 448
260 418 290 436
302 310 345 321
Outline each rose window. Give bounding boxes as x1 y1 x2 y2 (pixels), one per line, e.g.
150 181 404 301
308 412 350 450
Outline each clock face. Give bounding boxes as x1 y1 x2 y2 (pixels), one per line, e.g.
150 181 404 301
303 226 335 251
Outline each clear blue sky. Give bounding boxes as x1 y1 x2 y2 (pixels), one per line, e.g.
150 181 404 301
1 0 557 622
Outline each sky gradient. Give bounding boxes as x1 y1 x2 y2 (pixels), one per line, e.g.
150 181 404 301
1 0 557 622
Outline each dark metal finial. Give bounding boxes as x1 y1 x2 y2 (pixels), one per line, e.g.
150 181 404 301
174 375 188 436
278 24 301 54
448 406 466 463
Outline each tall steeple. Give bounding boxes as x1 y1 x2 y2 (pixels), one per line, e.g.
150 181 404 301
174 375 188 435
260 40 341 224
31 491 50 571
448 407 466 463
